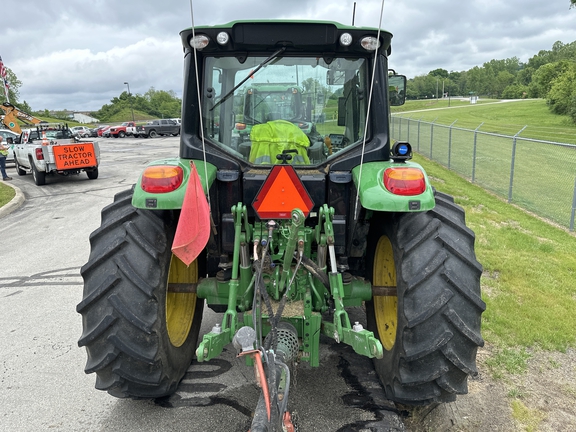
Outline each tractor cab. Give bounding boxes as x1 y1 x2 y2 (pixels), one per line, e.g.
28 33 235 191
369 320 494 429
188 23 406 169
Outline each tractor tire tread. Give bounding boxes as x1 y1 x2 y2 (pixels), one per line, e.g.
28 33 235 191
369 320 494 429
367 190 485 405
78 188 203 398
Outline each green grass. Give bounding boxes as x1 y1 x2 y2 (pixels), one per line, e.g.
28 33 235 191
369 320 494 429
416 152 576 353
394 101 576 229
101 108 156 123
485 348 532 379
393 98 576 143
511 399 546 432
0 182 15 207
392 97 497 113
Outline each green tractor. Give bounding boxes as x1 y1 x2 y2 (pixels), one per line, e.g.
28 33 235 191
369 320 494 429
78 20 485 430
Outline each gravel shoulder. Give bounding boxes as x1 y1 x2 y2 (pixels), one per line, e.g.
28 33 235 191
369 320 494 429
402 344 576 431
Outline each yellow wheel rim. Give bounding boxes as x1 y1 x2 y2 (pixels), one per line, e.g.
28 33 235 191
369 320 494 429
166 255 198 347
373 236 398 351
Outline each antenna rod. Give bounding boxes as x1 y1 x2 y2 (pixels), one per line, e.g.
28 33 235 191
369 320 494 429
188 0 211 210
354 0 385 220
352 2 357 26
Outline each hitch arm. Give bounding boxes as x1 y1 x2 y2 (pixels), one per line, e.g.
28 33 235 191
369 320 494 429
319 204 384 359
196 203 246 362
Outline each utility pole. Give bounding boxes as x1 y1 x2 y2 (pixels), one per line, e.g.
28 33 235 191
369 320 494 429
124 82 135 122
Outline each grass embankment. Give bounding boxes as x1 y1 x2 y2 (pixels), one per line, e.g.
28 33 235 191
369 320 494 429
418 152 576 430
404 98 576 369
418 153 576 354
0 182 16 207
392 98 576 144
12 107 156 130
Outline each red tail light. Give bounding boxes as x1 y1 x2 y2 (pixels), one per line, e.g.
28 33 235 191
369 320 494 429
35 148 44 160
383 167 426 196
141 166 184 193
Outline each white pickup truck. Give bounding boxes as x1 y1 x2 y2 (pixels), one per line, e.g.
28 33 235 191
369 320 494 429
13 125 100 185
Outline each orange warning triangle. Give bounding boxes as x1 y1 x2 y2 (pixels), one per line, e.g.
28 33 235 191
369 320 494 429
253 165 314 219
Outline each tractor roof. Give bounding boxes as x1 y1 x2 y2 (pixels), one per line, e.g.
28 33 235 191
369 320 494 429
180 20 393 55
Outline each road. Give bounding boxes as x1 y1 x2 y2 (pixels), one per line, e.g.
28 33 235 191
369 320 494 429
0 136 403 431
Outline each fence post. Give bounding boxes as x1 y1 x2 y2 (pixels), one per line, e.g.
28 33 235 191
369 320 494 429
430 118 437 159
417 118 421 152
471 122 484 183
407 116 411 143
508 126 527 203
570 177 576 232
448 120 457 170
398 117 402 140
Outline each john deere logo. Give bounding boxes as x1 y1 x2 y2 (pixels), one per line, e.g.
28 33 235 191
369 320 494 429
9 122 15 128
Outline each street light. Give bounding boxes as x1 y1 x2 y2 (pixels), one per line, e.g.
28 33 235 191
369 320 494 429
124 81 135 122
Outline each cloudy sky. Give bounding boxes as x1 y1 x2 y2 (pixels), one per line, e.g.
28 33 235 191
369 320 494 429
2 0 576 112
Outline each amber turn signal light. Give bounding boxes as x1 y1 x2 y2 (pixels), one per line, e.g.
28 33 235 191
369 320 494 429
141 166 184 193
383 167 426 196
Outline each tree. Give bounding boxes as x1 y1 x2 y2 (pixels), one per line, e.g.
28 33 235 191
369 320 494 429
144 88 182 119
429 68 449 79
0 66 24 108
546 64 576 116
94 87 182 122
529 60 573 98
407 74 439 99
501 84 528 99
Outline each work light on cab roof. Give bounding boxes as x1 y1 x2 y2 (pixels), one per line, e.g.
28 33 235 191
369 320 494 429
361 36 380 51
190 34 210 49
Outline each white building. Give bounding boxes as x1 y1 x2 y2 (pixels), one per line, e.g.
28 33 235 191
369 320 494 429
72 112 99 123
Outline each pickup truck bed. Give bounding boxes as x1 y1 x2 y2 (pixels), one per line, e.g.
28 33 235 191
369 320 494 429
135 119 180 138
14 127 100 185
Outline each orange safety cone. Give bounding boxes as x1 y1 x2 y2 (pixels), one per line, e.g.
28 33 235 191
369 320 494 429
41 130 49 146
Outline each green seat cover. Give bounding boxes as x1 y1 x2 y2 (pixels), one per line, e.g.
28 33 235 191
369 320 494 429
249 120 310 165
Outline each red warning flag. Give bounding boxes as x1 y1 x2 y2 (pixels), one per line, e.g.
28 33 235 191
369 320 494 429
171 161 210 266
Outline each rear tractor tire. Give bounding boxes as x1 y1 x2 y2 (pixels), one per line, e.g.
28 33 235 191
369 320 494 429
366 191 485 405
77 188 204 398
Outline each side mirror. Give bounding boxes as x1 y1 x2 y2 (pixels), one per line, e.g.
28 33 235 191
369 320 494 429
388 74 407 106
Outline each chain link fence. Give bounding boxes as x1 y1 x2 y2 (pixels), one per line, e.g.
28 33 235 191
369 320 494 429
391 116 576 231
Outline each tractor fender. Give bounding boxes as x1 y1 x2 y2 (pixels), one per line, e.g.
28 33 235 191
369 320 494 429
351 161 436 212
131 158 217 210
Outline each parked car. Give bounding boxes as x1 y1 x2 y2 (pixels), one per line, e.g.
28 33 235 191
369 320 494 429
70 126 91 138
97 125 111 137
108 121 137 138
0 128 18 164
